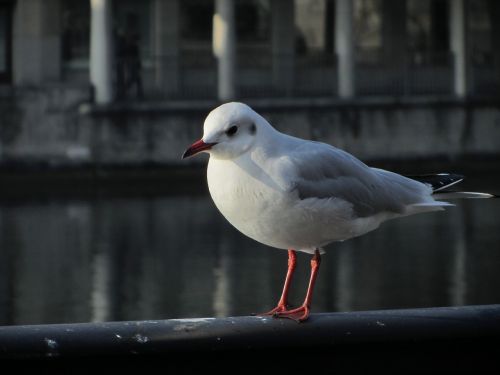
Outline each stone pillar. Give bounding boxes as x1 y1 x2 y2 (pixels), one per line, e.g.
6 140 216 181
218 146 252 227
154 0 179 97
12 0 61 85
335 0 354 98
90 0 113 104
271 0 294 95
450 0 467 97
213 0 236 101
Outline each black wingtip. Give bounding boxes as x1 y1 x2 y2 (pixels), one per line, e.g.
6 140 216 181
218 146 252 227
406 173 465 192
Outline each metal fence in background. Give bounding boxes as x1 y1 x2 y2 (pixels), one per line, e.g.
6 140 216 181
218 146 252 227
116 50 500 100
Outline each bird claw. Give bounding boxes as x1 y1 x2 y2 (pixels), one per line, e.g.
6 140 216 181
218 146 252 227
258 304 290 317
272 305 310 323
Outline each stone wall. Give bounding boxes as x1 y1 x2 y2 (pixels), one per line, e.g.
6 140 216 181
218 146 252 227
1 86 499 168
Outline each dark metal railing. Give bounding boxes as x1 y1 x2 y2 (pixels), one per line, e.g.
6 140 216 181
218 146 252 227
0 304 499 371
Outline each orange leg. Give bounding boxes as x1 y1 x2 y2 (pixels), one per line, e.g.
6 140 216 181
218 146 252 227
273 249 321 322
259 250 297 315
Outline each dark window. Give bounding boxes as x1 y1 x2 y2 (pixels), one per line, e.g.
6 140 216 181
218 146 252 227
180 0 271 42
180 0 214 41
468 0 492 66
61 0 90 68
113 0 151 100
236 0 270 42
295 0 333 56
0 1 12 83
407 0 450 66
114 0 152 59
354 0 382 65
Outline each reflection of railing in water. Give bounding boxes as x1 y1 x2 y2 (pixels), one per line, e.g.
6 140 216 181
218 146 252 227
1 305 499 371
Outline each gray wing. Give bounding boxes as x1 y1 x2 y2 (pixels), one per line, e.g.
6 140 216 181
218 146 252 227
277 141 433 218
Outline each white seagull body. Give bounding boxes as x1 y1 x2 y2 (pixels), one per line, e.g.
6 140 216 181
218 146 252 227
207 126 448 255
183 102 490 321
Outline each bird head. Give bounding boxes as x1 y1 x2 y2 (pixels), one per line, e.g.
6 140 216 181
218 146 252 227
182 102 269 160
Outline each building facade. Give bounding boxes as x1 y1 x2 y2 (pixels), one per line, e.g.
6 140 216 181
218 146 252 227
2 0 499 102
0 0 499 166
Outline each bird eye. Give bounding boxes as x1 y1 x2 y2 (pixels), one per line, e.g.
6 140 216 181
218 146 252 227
225 125 238 136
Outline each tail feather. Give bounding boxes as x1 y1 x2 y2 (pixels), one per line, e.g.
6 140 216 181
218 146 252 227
406 173 464 192
407 172 493 200
406 201 452 215
433 191 494 199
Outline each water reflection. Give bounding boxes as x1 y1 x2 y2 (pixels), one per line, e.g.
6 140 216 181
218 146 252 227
0 193 499 325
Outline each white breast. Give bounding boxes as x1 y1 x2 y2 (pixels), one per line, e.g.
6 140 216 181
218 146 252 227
207 157 282 245
207 156 383 253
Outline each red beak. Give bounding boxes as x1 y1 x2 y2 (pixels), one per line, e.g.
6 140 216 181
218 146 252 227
182 139 217 159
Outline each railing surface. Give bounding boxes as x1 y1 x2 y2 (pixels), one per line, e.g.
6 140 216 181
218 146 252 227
1 304 499 373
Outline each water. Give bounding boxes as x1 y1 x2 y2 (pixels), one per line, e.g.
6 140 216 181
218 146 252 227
0 174 499 325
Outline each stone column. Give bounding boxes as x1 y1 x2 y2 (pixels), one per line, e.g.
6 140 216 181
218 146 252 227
154 0 179 97
90 0 113 104
213 0 236 101
450 0 467 97
335 0 354 98
271 0 294 95
12 0 61 85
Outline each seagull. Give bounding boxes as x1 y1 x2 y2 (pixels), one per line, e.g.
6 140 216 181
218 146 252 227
182 102 492 322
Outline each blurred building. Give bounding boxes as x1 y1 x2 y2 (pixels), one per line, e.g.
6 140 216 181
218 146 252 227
2 0 499 100
0 0 499 165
